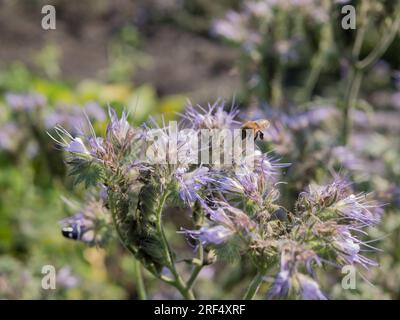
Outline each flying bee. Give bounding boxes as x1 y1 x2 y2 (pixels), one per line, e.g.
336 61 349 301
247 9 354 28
62 223 84 240
241 119 270 140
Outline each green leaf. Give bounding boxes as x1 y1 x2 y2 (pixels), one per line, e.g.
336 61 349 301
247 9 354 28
68 158 104 188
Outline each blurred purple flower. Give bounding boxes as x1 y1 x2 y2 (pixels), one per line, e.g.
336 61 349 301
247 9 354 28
5 92 46 112
57 267 79 289
268 270 291 299
84 102 106 122
0 122 21 152
298 274 327 300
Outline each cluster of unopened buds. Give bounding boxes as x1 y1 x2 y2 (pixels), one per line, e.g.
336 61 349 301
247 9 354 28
52 100 382 299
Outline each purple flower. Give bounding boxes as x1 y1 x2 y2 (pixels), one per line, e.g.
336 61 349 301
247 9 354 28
297 178 351 212
219 170 263 203
297 274 327 300
268 241 321 299
283 106 338 131
212 11 249 44
84 102 106 122
5 92 46 112
57 267 79 289
174 167 213 204
182 225 234 246
65 137 90 155
333 226 378 269
331 146 366 171
48 126 92 158
335 193 382 227
106 108 131 143
268 270 291 299
181 99 240 130
0 122 21 152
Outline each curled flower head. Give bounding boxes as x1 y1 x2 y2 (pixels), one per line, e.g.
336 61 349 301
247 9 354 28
218 202 257 233
296 178 350 213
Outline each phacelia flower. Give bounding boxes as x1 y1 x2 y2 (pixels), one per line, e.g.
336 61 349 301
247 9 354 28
297 274 327 300
268 269 291 299
174 167 213 204
65 137 90 155
49 126 91 158
268 241 321 299
181 100 240 130
334 194 382 227
106 108 132 144
333 226 378 269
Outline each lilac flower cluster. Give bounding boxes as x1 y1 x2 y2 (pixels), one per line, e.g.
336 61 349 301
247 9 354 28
54 101 382 300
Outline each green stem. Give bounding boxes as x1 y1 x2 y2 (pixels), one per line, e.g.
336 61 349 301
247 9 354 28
155 189 195 300
341 68 363 145
297 0 333 103
134 259 147 300
243 272 264 300
356 11 400 70
341 4 399 145
187 244 204 290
